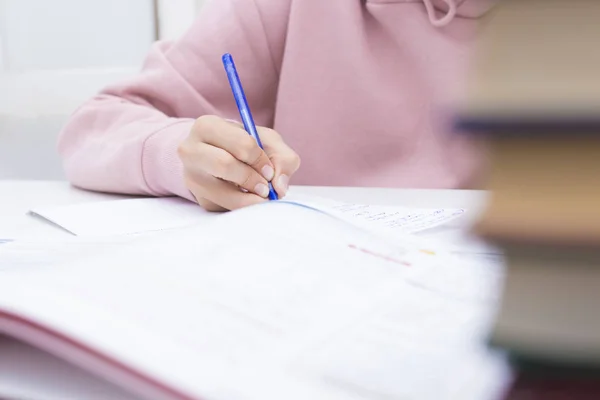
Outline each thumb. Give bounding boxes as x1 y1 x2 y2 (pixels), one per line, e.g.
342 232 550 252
258 127 301 197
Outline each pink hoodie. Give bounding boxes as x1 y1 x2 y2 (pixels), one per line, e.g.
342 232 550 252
58 0 497 201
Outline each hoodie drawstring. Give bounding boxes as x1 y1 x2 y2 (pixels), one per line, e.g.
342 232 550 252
423 0 458 27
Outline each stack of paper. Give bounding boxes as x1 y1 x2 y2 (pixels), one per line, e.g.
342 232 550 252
0 194 509 400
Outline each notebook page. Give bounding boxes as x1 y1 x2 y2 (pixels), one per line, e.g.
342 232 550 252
286 195 466 235
0 237 142 273
287 195 501 259
294 284 511 400
0 202 508 400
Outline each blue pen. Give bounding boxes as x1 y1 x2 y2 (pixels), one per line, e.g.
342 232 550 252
222 53 278 201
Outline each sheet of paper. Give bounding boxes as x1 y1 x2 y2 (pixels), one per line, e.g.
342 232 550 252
295 284 512 400
287 194 466 235
30 197 216 237
0 237 141 272
0 202 509 400
415 225 504 255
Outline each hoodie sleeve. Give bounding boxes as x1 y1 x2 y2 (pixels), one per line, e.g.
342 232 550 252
58 0 290 200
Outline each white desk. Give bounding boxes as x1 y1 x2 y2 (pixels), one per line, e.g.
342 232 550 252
0 180 494 400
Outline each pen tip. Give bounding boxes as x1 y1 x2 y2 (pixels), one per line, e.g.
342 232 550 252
268 189 279 201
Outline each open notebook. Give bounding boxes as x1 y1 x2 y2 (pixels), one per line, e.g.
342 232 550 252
0 200 511 400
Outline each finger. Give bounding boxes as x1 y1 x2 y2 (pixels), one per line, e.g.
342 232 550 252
184 172 227 212
187 172 266 211
190 143 272 198
194 116 275 181
184 172 225 212
258 127 301 197
197 196 229 213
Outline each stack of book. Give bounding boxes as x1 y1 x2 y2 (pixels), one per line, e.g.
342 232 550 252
456 0 600 398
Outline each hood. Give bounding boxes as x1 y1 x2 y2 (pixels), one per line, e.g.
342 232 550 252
423 0 500 26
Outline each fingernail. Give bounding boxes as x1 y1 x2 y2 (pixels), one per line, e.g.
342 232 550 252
278 175 289 194
254 183 269 198
261 165 275 181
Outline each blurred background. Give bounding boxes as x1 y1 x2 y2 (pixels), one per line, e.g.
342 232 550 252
0 0 206 180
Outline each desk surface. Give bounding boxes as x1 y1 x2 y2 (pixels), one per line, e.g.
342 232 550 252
0 180 488 239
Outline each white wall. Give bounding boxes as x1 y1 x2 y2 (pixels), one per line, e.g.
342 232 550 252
0 0 156 118
2 0 155 71
0 0 205 180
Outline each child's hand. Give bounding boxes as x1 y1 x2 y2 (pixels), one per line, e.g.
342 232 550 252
178 115 301 211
